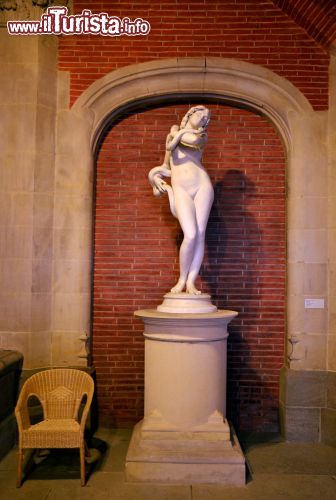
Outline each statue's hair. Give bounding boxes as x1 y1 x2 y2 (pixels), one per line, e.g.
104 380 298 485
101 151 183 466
180 106 210 129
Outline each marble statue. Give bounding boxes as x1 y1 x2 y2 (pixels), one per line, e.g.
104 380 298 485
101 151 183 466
149 105 214 295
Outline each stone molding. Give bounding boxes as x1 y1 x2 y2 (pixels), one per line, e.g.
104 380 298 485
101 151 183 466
72 57 314 155
135 309 237 343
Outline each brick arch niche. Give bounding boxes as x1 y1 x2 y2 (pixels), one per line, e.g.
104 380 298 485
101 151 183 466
55 57 327 433
93 99 286 430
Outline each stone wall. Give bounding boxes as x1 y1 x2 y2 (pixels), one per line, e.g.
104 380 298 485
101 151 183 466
278 47 336 446
0 32 58 368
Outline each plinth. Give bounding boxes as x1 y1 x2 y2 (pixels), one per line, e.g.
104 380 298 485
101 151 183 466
125 295 245 485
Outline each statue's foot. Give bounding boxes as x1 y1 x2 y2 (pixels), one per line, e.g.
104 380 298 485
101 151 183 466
170 279 186 294
186 282 202 295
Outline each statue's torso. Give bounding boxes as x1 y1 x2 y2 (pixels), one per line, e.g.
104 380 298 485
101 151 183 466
170 145 212 198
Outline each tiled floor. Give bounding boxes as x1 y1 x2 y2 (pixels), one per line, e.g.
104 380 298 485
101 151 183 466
0 429 335 499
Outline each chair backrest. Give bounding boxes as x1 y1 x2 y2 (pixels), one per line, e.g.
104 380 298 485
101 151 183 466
22 369 94 420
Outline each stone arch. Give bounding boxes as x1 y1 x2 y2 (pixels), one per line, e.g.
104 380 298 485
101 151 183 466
72 57 313 153
55 57 327 381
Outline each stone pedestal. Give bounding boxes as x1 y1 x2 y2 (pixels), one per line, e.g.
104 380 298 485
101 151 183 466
157 292 217 313
125 304 245 485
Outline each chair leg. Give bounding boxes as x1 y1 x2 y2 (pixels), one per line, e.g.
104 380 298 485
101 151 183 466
80 444 85 486
84 440 91 459
17 449 23 488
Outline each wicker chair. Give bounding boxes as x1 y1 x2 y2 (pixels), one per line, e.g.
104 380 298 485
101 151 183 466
15 368 94 487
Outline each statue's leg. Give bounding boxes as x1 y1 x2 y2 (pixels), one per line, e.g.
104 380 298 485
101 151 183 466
170 188 197 294
186 184 214 294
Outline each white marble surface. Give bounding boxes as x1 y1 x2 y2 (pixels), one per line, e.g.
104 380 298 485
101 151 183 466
157 292 217 314
126 308 244 485
149 106 214 295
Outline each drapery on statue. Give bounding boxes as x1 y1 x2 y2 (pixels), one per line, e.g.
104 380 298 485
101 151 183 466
149 105 214 295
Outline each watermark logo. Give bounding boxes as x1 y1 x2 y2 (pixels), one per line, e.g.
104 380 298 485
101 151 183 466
7 6 151 36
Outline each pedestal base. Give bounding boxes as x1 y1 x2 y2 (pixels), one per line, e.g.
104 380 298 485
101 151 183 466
127 308 245 485
157 292 217 314
125 420 245 485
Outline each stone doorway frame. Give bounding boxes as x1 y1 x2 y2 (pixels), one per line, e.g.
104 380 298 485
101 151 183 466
54 57 328 438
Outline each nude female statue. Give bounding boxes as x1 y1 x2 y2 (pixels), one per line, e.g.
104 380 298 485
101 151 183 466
148 106 214 295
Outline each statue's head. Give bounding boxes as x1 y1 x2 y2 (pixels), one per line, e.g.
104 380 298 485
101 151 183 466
180 106 211 130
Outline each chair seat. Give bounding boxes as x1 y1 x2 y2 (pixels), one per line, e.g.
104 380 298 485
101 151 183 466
28 419 80 432
22 419 81 448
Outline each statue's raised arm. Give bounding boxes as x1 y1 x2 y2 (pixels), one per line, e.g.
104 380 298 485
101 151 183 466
148 106 213 295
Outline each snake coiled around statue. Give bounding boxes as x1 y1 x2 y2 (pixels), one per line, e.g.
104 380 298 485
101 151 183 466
148 165 177 218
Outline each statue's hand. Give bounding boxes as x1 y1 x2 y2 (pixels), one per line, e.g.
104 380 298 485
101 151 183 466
154 175 168 194
170 124 179 136
149 165 171 197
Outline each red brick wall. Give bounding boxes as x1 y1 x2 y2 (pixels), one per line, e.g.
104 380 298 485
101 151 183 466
59 0 329 109
93 102 286 431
